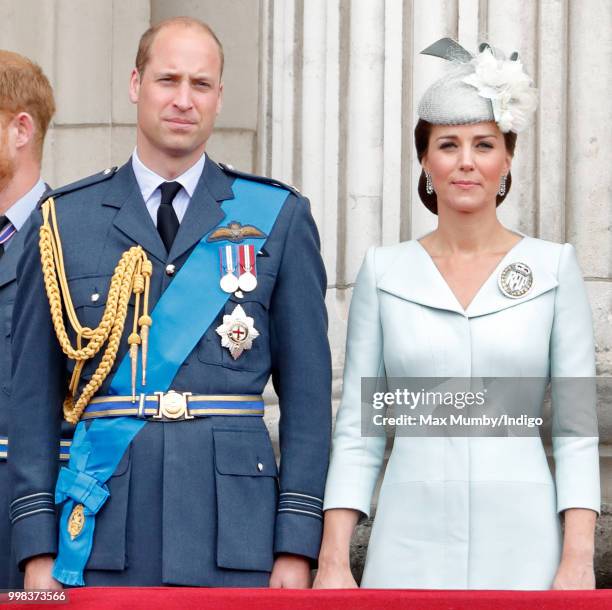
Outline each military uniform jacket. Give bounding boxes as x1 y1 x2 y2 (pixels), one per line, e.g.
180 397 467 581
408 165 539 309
0 218 30 589
9 158 332 586
1 184 64 589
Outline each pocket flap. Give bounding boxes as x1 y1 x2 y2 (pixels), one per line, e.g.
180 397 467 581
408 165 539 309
213 428 277 477
66 275 112 308
227 273 275 310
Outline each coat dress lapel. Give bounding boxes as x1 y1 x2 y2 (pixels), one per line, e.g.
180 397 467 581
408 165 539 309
378 237 559 318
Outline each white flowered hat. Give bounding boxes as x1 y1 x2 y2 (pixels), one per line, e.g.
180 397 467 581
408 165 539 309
417 38 538 133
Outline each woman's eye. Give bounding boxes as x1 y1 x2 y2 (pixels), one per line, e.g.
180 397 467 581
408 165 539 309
478 142 494 149
439 142 456 149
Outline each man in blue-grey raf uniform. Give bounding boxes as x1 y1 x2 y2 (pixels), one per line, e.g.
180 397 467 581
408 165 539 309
10 17 331 589
0 50 57 589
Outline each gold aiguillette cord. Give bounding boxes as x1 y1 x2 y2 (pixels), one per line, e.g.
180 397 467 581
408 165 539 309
39 197 154 423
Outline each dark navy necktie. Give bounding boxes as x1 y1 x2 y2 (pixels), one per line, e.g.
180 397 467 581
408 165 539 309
157 182 182 252
0 215 16 260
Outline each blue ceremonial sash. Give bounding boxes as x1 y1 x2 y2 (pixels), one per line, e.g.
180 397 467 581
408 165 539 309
52 178 290 585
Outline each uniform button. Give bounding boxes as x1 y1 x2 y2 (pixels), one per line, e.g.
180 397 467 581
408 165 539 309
257 462 264 472
91 293 100 302
103 168 112 175
165 264 176 276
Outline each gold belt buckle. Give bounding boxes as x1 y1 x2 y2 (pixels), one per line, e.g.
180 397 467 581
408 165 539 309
153 390 194 421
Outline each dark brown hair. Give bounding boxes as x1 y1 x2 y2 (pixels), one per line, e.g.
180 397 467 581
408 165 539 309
135 16 224 78
414 119 517 215
0 50 55 161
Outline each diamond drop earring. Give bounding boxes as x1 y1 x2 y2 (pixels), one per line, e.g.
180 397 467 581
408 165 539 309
425 172 434 195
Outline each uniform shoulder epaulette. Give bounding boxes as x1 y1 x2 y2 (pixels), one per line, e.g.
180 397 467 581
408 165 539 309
42 166 118 201
218 162 302 198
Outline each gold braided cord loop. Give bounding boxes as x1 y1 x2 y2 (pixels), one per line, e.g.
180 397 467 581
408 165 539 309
39 197 153 424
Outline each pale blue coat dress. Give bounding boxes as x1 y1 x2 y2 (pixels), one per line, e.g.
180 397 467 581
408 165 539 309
323 236 600 589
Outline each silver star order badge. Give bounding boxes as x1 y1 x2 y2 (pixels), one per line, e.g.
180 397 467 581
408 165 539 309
498 262 533 299
216 304 260 360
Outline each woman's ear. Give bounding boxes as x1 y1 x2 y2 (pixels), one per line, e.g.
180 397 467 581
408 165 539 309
503 151 513 176
421 154 429 174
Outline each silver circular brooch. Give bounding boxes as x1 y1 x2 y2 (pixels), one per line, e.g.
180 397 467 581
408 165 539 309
498 262 533 299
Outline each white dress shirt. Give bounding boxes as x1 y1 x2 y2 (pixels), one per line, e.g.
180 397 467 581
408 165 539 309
131 149 206 226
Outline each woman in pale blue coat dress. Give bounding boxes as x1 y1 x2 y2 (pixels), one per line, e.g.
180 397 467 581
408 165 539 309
314 39 599 590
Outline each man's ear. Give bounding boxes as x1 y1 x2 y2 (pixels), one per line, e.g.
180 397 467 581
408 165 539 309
129 68 141 104
13 112 36 150
216 82 224 116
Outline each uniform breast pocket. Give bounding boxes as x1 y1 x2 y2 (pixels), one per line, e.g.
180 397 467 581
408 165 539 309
198 274 274 373
213 427 278 572
65 275 136 384
66 275 115 331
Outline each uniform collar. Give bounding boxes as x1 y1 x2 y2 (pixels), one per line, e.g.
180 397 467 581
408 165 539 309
4 179 46 231
378 236 559 318
0 180 45 287
104 156 234 264
131 148 206 202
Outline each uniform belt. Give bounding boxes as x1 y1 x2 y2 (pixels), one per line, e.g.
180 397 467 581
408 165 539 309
83 391 265 422
0 436 72 461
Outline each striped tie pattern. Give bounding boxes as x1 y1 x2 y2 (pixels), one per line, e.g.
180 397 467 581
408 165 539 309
0 215 17 259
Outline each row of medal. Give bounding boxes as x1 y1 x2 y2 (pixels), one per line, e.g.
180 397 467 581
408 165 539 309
219 244 258 294
217 244 259 359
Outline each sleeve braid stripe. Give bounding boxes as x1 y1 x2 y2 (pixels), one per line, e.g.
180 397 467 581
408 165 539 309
10 507 56 524
277 508 323 520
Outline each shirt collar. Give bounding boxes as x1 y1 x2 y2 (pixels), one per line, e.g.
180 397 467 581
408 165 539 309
4 179 46 231
131 148 206 202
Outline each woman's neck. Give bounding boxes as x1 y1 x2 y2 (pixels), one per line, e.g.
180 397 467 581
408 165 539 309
425 204 518 255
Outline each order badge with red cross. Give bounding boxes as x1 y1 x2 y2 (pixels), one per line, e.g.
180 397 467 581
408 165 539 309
216 304 260 359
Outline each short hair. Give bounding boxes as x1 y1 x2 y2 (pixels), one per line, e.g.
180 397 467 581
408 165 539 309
0 50 55 160
135 17 224 78
414 119 517 215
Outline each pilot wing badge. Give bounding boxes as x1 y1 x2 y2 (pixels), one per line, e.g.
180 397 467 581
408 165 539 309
207 220 267 243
